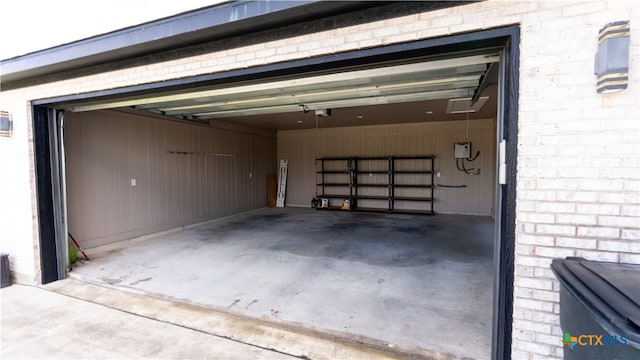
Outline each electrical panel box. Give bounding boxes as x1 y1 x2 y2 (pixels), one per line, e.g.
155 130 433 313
454 142 472 159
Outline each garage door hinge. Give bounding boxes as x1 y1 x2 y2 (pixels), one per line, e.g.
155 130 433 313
499 140 507 185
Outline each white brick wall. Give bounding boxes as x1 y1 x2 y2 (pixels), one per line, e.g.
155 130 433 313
514 1 640 358
0 97 39 284
0 0 638 358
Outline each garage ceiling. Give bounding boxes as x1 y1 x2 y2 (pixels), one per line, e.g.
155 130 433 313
69 52 500 131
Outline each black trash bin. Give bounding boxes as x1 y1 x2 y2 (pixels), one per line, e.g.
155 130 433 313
1 253 10 288
551 257 640 359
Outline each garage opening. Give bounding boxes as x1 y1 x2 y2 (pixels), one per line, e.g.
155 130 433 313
33 27 518 359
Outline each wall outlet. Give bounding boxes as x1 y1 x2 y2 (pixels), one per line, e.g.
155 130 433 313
131 179 136 186
436 171 441 177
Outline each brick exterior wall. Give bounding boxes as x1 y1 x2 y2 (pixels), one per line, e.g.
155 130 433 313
0 1 637 358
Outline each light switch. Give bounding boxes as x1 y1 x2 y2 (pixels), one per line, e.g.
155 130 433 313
131 179 137 186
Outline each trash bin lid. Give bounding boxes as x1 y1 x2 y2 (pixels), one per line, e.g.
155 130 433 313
582 261 640 308
551 257 640 347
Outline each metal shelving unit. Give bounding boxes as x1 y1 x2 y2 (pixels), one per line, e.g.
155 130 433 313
315 156 434 215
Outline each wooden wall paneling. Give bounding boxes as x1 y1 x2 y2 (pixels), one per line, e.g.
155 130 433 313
127 114 145 230
278 119 496 215
64 110 276 247
157 120 172 225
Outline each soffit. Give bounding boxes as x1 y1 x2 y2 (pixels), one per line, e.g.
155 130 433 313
0 1 384 84
2 1 473 86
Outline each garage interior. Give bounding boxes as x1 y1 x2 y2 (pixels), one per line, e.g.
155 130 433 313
57 50 501 359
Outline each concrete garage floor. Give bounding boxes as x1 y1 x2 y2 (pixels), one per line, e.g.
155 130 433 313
69 208 494 359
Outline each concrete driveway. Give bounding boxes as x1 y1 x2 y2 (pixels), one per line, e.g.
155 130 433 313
2 282 431 359
1 284 296 359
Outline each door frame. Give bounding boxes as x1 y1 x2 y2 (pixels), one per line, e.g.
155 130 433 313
33 25 519 359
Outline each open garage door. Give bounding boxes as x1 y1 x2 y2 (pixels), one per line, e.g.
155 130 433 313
33 26 518 359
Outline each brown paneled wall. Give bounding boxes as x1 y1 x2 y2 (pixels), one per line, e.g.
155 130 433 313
65 110 277 248
278 119 496 215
